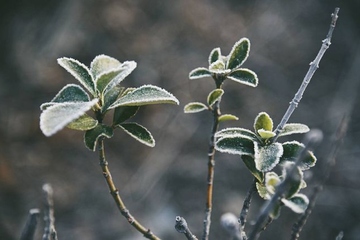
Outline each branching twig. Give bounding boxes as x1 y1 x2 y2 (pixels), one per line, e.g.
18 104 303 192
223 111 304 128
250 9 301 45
42 184 58 240
97 137 161 240
248 130 323 240
272 7 340 142
291 116 348 240
175 216 199 240
20 208 40 240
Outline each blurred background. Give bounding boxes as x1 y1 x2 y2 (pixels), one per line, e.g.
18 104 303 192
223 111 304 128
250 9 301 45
0 0 359 239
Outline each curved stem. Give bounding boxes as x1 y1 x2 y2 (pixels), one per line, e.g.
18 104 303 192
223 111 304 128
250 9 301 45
97 138 161 240
239 178 257 239
202 100 221 240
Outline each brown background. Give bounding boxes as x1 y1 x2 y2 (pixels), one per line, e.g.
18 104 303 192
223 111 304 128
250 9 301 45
1 0 359 239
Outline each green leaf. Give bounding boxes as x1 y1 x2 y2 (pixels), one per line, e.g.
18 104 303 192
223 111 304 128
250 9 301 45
184 102 208 113
118 122 155 147
208 47 221 65
254 142 283 172
57 57 96 96
215 135 254 156
278 123 310 137
189 67 212 79
109 85 179 108
218 114 239 122
227 68 258 87
242 155 264 182
66 114 98 131
280 141 317 170
215 127 259 142
256 182 268 199
282 162 303 198
113 106 140 125
40 99 98 137
209 60 230 74
40 84 90 110
265 171 281 195
254 112 273 133
281 194 309 214
257 129 276 139
101 86 122 113
207 89 224 107
226 38 250 69
90 54 122 80
102 61 137 95
84 124 114 151
96 68 124 94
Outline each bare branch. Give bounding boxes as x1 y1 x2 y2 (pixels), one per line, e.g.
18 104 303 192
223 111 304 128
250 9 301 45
20 209 40 240
42 184 58 240
175 216 199 240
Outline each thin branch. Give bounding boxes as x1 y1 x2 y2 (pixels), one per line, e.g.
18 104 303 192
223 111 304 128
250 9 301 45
291 116 349 240
238 178 257 239
20 208 40 240
248 130 323 240
42 184 58 240
202 99 221 240
272 7 340 142
175 216 199 240
97 137 161 240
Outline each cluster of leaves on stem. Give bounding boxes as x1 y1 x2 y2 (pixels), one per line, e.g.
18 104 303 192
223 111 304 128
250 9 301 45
215 112 317 218
40 55 179 150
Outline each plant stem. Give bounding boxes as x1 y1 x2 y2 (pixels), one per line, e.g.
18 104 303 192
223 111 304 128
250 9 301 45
20 209 40 240
42 184 57 240
97 137 161 240
272 7 340 142
239 178 257 239
202 100 221 240
175 216 199 240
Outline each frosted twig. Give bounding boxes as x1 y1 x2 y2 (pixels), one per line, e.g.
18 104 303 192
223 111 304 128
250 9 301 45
175 216 199 240
248 130 323 240
20 208 40 240
42 184 58 240
238 178 257 239
272 7 340 142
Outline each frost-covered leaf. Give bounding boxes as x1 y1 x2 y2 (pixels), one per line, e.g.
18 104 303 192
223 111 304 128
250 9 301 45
227 68 258 87
66 114 98 131
257 129 276 139
215 135 254 156
209 60 230 74
110 85 179 108
113 106 140 125
254 112 273 133
184 102 208 113
282 162 303 198
226 38 250 69
207 89 224 107
118 122 155 147
280 141 317 170
215 127 259 142
40 84 90 111
218 114 239 122
265 171 281 195
278 123 310 137
189 67 212 79
40 99 98 137
281 194 309 214
84 124 114 151
256 182 269 199
96 68 124 94
57 57 96 96
254 142 283 172
208 47 221 65
102 61 137 95
90 54 122 80
269 202 282 219
101 86 122 113
242 155 264 182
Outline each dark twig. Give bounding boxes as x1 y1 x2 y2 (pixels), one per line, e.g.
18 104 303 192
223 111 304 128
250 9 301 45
272 7 340 142
20 209 40 240
248 130 323 240
291 116 348 240
42 184 58 240
238 178 257 239
175 216 199 240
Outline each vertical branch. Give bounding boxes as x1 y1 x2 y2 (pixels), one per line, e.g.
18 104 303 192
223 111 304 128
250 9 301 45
175 216 199 240
272 7 340 142
20 209 40 240
97 137 161 240
42 184 58 240
202 99 221 240
239 178 257 239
